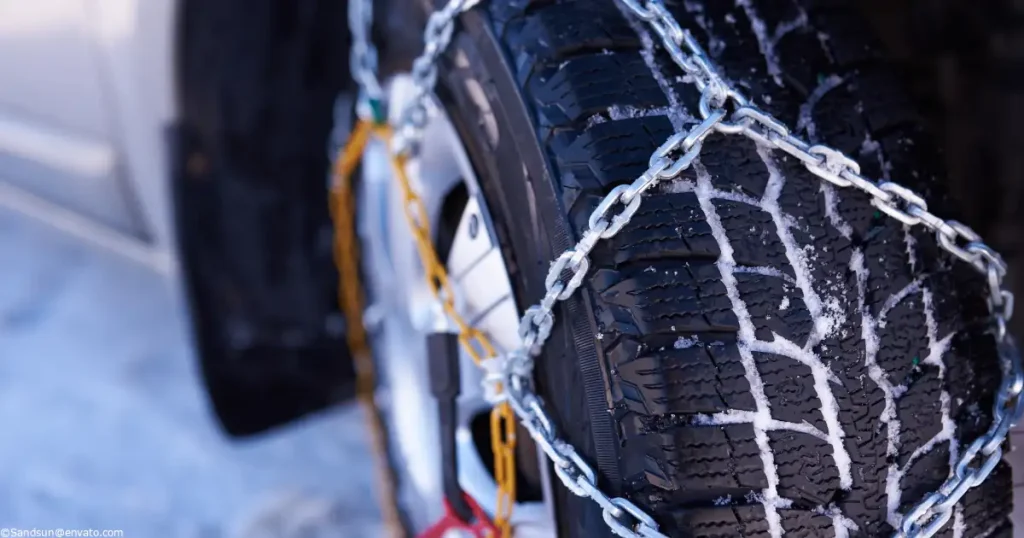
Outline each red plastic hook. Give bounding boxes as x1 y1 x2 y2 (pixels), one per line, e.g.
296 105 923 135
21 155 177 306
417 494 500 538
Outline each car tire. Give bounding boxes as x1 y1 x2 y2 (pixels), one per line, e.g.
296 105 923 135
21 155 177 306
388 0 1016 535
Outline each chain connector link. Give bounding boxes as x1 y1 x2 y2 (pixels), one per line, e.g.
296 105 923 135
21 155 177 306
683 108 727 152
804 145 859 187
646 1 685 45
356 90 388 125
546 250 591 301
619 0 658 20
518 305 554 356
552 446 598 497
871 182 928 226
729 105 789 147
699 83 746 123
936 220 983 268
589 183 644 238
603 498 665 538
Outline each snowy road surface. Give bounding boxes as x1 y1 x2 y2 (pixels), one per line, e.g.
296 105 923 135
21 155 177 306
2 206 1023 536
0 208 384 537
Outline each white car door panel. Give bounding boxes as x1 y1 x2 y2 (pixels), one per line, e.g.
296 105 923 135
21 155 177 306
0 0 143 237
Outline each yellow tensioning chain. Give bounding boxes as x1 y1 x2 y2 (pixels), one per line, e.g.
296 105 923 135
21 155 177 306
331 119 517 538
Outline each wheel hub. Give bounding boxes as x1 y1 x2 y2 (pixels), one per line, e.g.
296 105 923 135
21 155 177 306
357 75 554 536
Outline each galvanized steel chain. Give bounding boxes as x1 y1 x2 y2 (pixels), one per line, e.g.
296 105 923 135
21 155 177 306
493 353 673 538
498 1 1024 537
348 0 383 112
378 0 519 534
389 138 519 538
343 0 1023 536
342 0 517 536
392 0 482 156
493 65 722 538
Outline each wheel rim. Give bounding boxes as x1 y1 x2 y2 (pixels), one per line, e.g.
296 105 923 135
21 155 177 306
357 75 555 536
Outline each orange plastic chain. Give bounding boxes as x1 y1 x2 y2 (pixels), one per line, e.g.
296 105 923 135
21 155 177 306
330 119 406 538
331 119 517 538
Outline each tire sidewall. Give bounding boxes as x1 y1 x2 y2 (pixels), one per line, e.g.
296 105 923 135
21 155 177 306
422 10 623 538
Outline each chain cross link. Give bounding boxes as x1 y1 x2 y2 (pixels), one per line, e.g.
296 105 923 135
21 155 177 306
501 119 726 537
499 1 1024 537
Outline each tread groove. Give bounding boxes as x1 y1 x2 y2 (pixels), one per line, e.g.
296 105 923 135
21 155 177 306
476 0 1010 535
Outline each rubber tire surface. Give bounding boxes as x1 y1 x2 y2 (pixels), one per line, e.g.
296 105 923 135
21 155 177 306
412 0 1013 535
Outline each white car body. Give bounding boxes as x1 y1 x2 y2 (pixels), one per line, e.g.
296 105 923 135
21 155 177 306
0 0 177 273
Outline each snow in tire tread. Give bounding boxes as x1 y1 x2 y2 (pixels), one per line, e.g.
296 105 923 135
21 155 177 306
484 0 1010 535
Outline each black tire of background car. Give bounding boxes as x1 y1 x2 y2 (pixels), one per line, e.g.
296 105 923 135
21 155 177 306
399 0 1015 535
175 0 359 435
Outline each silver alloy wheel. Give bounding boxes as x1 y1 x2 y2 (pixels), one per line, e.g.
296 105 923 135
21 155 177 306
358 75 555 537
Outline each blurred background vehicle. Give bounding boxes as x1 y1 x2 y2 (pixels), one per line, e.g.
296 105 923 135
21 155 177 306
0 1 382 536
0 0 361 436
0 0 176 271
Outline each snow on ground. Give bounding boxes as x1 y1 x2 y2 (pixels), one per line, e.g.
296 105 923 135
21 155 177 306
0 209 382 537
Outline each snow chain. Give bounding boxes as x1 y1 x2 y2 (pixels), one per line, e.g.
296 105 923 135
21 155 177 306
342 0 517 536
332 120 518 537
333 118 517 536
339 0 1024 537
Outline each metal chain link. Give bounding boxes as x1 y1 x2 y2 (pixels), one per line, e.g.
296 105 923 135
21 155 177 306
497 103 726 538
377 1 520 535
344 1 519 537
346 0 1024 536
490 1 1024 537
348 0 383 109
392 0 481 156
